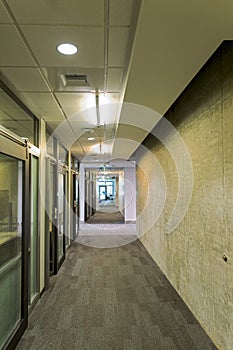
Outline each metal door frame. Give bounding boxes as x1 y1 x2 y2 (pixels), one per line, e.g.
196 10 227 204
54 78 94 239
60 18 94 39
28 153 40 310
0 131 30 350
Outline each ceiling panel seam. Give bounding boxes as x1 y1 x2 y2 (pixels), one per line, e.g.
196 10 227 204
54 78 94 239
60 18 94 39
15 24 105 28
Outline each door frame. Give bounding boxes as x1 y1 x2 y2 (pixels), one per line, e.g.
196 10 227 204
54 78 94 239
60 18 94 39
44 157 57 285
56 167 66 272
72 172 79 240
0 132 30 350
28 153 40 310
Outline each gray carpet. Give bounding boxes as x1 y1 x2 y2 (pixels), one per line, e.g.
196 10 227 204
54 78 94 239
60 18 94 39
16 241 217 350
86 210 124 224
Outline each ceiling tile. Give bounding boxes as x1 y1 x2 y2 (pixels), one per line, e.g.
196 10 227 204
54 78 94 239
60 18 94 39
109 27 129 67
50 122 77 147
100 92 120 104
77 124 116 157
46 120 64 130
20 92 65 121
21 25 104 67
0 67 50 92
62 106 83 118
7 0 104 26
109 0 133 26
0 2 12 23
106 68 123 91
0 24 35 66
71 108 99 126
46 120 81 148
68 120 99 136
55 92 96 111
55 92 95 118
112 138 138 160
98 96 121 124
55 92 91 107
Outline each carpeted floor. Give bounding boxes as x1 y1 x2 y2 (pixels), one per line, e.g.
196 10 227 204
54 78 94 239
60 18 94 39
16 241 217 350
77 220 137 248
86 210 124 224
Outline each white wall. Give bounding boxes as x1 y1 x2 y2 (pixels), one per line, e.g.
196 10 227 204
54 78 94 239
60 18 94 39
124 167 136 222
118 169 124 216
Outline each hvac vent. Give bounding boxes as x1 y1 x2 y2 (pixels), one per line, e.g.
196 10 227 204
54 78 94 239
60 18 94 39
60 74 90 87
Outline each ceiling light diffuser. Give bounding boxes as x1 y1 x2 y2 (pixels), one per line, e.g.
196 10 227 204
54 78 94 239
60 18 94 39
88 137 95 141
57 43 78 55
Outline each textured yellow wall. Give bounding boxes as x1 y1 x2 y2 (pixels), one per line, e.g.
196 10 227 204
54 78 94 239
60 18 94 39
136 41 233 350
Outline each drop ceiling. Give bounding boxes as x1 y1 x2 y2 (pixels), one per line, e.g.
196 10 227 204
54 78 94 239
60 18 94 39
0 0 141 161
0 0 233 162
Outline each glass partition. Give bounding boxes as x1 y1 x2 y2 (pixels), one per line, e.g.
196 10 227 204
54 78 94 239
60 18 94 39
46 130 56 157
0 86 38 146
58 145 68 165
0 153 23 348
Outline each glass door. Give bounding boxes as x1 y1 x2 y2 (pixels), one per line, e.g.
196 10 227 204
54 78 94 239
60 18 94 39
46 162 66 276
46 160 56 277
0 135 29 350
99 185 107 201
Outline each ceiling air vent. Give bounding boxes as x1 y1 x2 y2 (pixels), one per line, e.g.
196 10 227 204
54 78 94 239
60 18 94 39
60 74 90 87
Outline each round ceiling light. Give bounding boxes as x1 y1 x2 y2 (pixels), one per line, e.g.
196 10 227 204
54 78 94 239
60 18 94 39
57 43 78 55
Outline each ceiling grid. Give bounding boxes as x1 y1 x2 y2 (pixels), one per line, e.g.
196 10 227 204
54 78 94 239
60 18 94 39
0 0 140 161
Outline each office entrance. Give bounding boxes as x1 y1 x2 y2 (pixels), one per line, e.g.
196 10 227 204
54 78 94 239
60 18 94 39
0 131 30 350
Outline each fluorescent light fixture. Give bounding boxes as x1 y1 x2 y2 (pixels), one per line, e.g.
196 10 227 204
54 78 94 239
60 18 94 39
57 43 78 55
88 137 95 141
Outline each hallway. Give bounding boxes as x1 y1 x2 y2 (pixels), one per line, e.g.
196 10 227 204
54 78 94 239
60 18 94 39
16 241 217 350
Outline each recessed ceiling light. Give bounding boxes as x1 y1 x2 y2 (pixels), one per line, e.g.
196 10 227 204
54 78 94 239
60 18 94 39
88 137 95 141
57 43 78 55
